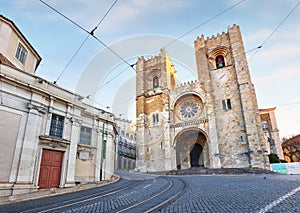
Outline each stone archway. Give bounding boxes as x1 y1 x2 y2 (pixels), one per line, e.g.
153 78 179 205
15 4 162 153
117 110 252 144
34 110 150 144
190 143 203 167
175 129 207 169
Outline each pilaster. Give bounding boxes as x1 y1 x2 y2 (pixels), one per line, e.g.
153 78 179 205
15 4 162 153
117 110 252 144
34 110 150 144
64 117 81 187
13 103 46 195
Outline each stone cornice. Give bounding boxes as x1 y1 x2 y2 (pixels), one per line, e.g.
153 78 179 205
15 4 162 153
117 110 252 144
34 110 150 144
27 103 47 114
170 118 208 128
39 135 70 144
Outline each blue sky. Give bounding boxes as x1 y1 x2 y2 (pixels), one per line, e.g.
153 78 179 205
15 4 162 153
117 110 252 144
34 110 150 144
1 0 300 137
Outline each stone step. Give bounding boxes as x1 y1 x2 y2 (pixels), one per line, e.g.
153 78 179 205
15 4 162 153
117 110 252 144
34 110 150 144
165 167 278 175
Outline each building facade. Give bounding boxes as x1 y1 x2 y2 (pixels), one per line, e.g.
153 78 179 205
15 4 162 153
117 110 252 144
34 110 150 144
0 15 116 196
115 118 136 170
135 25 269 172
282 135 300 162
259 107 283 159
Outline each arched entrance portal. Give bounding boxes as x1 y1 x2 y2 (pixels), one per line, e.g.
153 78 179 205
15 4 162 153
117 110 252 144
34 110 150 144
175 129 206 169
190 143 203 167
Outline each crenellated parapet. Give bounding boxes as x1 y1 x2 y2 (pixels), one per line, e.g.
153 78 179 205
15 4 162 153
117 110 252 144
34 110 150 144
194 24 240 50
136 49 169 72
175 79 199 89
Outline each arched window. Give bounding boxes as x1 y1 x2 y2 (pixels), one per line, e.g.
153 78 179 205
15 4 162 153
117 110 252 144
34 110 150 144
215 55 225 69
170 74 175 87
153 76 159 88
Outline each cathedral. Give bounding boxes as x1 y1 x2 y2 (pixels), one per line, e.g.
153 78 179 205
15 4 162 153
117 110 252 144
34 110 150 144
135 25 269 172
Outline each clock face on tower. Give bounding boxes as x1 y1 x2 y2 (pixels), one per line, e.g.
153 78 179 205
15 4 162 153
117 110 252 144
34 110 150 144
174 95 203 121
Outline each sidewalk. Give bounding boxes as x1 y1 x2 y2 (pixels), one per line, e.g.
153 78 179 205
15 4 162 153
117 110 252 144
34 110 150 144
0 175 119 206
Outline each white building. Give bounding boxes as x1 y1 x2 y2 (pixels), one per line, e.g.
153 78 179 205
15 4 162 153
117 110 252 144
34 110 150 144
115 118 136 170
0 15 116 196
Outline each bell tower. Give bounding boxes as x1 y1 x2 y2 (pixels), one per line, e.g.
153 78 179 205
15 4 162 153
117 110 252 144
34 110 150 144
194 24 269 168
135 49 176 172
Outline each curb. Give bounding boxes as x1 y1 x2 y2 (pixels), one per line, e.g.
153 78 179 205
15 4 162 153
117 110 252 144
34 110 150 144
0 175 120 206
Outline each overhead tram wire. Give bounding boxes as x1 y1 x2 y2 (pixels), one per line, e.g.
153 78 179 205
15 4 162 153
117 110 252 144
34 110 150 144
52 0 119 84
278 101 300 107
70 2 299 111
87 0 248 96
86 59 137 99
39 0 134 81
155 0 247 52
248 1 300 62
54 35 89 84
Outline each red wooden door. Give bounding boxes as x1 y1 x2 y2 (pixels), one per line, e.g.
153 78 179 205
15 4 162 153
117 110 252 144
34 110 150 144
38 149 63 189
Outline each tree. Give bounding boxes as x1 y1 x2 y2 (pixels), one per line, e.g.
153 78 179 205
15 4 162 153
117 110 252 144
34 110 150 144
268 153 280 164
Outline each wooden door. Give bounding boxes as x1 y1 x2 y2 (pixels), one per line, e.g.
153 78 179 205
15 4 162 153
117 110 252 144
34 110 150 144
38 149 63 189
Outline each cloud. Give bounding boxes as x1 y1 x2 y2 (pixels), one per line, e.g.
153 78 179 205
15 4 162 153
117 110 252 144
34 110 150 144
254 63 300 83
13 0 186 34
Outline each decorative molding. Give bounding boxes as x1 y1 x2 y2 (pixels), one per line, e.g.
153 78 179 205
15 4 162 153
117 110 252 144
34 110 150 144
27 103 47 114
77 145 95 160
170 118 208 128
70 117 82 126
39 135 70 149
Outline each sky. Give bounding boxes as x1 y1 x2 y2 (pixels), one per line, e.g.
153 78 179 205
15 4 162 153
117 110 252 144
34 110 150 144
1 0 300 138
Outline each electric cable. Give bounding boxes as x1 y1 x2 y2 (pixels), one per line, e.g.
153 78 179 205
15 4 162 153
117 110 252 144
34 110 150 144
88 0 248 95
39 0 134 79
249 1 300 62
54 35 89 84
157 0 247 51
52 0 119 84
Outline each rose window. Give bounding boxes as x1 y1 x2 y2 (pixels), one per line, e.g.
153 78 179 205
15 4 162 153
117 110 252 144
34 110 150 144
180 102 199 118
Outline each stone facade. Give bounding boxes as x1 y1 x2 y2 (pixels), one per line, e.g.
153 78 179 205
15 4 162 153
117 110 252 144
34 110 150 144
259 107 283 159
0 15 116 196
136 25 269 172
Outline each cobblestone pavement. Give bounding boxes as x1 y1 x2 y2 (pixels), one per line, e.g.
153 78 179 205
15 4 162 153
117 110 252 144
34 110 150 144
0 171 299 213
158 174 300 213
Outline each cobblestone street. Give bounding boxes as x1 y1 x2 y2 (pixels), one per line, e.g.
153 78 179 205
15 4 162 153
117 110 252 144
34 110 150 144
158 175 300 213
0 171 299 212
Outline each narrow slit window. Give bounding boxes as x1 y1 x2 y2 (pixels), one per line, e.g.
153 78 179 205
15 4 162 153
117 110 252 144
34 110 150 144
227 99 231 110
153 113 159 124
222 99 232 111
222 100 227 110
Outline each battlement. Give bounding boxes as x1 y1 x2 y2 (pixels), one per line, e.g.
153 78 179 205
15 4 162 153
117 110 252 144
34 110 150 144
194 24 240 48
138 48 166 62
136 48 168 69
175 79 199 89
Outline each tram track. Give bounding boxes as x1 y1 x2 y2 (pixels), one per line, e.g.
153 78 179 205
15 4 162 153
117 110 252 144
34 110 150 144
1 175 187 213
19 178 145 213
114 177 186 213
145 177 186 212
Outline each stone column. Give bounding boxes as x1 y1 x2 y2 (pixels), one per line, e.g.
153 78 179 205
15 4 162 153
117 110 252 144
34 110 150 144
103 128 115 180
136 114 146 172
64 118 80 187
206 97 221 168
164 123 172 170
94 126 102 183
44 96 55 135
13 103 45 195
